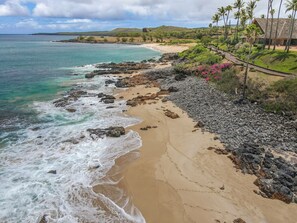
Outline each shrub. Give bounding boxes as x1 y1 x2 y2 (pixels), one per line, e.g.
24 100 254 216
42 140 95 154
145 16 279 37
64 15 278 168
179 44 222 65
173 63 197 75
86 36 95 42
193 52 222 65
196 63 233 80
264 77 297 114
216 68 241 95
201 36 212 45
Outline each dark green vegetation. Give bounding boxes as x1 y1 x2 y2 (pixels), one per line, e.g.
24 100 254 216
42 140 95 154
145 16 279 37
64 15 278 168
178 44 222 64
34 25 204 40
264 77 297 113
175 42 297 116
34 28 142 36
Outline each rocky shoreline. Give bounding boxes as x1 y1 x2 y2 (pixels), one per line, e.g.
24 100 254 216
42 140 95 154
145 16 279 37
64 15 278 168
56 54 297 205
86 55 297 205
140 65 297 204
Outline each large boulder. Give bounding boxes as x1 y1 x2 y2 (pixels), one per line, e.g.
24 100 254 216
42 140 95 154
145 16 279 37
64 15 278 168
87 126 126 139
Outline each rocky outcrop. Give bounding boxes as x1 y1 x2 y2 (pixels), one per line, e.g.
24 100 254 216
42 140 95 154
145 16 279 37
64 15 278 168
53 90 88 107
167 86 179 92
98 93 116 104
229 143 297 203
85 62 155 78
164 110 180 119
155 69 297 203
158 53 179 62
126 90 168 107
143 67 175 80
115 74 158 88
87 127 125 139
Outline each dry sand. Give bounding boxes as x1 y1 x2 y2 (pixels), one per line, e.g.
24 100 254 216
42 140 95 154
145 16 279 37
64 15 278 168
114 81 297 223
143 43 194 53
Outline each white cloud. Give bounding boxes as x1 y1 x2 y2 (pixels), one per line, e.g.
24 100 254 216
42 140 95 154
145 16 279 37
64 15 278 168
15 18 41 28
27 0 289 23
0 0 291 26
0 0 29 16
14 18 110 30
63 19 93 23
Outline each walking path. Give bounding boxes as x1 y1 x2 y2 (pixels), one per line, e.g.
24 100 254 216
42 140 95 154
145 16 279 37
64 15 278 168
209 46 295 78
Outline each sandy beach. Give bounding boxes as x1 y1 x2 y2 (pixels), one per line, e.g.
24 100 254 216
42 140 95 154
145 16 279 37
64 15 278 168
112 78 297 223
85 44 297 223
143 43 194 53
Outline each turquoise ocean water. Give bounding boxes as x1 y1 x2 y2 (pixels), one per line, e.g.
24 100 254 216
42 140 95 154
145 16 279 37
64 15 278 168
0 35 160 222
0 35 159 133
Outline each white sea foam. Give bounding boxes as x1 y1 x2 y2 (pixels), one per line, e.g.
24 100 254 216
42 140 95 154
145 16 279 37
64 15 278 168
59 62 113 76
0 75 145 222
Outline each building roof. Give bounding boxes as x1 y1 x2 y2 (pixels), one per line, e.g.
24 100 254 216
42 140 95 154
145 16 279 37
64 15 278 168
253 18 297 39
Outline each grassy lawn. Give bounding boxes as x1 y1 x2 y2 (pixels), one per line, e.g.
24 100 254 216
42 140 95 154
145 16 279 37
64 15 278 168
251 49 297 74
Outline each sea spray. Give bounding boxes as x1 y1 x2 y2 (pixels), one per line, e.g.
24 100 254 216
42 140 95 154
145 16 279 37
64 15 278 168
0 75 145 222
0 35 160 222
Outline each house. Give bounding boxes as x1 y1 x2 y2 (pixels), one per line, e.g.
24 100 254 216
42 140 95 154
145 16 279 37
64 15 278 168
253 18 297 46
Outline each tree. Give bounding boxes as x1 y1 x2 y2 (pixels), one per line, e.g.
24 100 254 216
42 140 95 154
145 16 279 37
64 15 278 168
240 9 248 30
225 5 233 39
218 7 227 31
285 0 297 52
242 24 261 100
212 13 221 45
247 0 259 24
273 0 284 50
142 34 147 42
234 0 245 41
261 14 265 18
268 8 276 50
263 0 273 49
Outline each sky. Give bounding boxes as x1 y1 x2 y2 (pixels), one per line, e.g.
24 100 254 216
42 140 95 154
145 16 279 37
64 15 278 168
0 0 288 34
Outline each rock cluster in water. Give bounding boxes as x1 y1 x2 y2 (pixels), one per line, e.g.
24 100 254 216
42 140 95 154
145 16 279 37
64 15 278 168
87 127 126 139
85 62 155 78
53 90 89 107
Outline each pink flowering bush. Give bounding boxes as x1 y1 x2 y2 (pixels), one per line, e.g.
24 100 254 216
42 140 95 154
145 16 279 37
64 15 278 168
196 63 232 82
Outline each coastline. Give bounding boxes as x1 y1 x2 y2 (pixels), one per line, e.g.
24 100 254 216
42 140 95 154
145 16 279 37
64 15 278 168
4 38 297 222
141 43 194 54
113 73 297 223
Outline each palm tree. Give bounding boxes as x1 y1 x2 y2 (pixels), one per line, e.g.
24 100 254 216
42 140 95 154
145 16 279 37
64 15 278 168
225 5 233 39
240 9 248 30
263 0 273 49
234 0 245 42
247 0 259 24
218 7 227 40
242 24 261 100
212 13 221 45
268 8 276 49
273 0 284 50
285 0 297 52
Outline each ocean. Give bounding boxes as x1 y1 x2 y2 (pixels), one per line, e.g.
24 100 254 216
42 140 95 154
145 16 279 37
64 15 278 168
0 35 160 222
